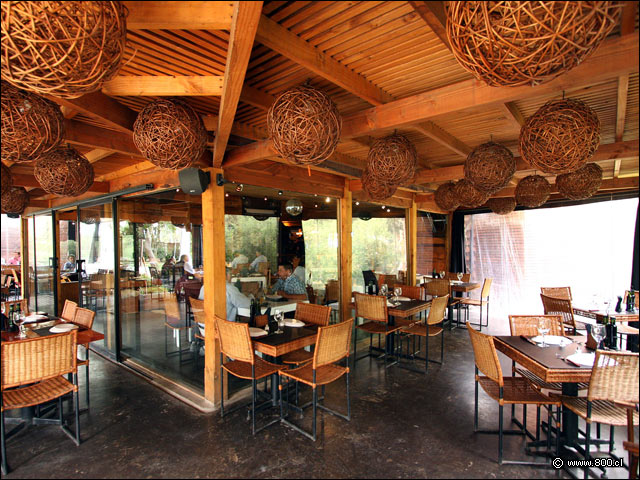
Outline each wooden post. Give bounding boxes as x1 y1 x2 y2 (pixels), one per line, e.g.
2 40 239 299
20 217 28 301
338 182 352 322
201 167 226 404
405 198 417 286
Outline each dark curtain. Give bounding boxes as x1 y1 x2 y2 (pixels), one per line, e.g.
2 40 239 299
192 224 203 269
632 203 639 291
449 212 465 273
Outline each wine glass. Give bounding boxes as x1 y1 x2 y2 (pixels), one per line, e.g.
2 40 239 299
457 272 463 282
380 284 388 296
440 271 446 280
592 324 606 349
394 287 402 302
537 318 550 347
16 314 27 338
274 310 284 334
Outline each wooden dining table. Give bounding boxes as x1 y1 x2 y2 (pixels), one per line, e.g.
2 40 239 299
2 317 104 345
448 281 481 327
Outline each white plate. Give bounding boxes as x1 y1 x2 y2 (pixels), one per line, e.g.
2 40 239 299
266 294 282 301
50 323 79 333
24 314 47 323
396 296 411 301
249 327 268 338
531 335 571 346
450 280 463 284
387 301 400 307
284 319 305 328
566 352 617 367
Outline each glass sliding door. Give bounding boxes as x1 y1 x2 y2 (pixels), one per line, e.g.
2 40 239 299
32 214 56 315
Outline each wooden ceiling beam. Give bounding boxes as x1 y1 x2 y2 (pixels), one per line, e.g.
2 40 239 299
240 84 275 110
202 115 268 141
408 1 450 51
412 121 471 158
64 120 141 157
212 1 263 168
123 1 234 30
96 160 156 183
614 1 637 142
255 14 394 106
84 149 114 164
499 102 526 131
102 76 224 96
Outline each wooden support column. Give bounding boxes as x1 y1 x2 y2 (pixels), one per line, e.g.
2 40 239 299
20 217 28 300
405 199 418 286
338 182 352 322
201 168 226 405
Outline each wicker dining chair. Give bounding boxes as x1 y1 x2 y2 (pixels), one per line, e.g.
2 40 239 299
558 351 639 479
1 299 29 316
1 331 80 474
163 294 191 364
282 303 331 366
459 278 492 331
71 307 95 412
466 322 561 465
540 286 573 301
353 293 400 369
540 293 583 335
621 403 639 480
279 319 353 441
214 315 283 435
190 298 206 369
61 299 78 322
400 295 448 373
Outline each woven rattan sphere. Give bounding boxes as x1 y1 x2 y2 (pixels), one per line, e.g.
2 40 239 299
1 1 127 98
34 146 94 197
267 84 342 166
486 197 517 215
464 141 515 193
1 186 28 214
519 99 600 175
515 175 551 207
366 134 418 186
556 163 603 200
133 98 208 170
434 182 460 211
1 163 12 196
454 178 489 208
361 169 396 201
1 82 65 163
446 2 622 87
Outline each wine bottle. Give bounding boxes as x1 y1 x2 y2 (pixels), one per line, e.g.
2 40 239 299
615 296 623 313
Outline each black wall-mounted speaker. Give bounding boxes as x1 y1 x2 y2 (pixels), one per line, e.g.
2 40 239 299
178 168 210 195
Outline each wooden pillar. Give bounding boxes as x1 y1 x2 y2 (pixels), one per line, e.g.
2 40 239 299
405 199 417 286
20 217 28 300
338 182 352 322
201 167 226 404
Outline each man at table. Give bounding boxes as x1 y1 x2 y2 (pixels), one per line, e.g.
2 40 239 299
250 250 268 272
62 255 76 273
271 263 307 299
229 252 248 270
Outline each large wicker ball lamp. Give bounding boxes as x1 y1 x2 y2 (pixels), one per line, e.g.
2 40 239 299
133 98 208 170
1 1 128 98
454 178 489 208
520 99 601 174
434 181 460 212
515 175 551 208
446 1 622 87
486 197 517 215
1 186 29 214
267 84 342 166
1 163 13 196
556 163 603 200
361 169 397 201
34 146 95 197
464 141 515 193
366 134 418 186
1 82 65 163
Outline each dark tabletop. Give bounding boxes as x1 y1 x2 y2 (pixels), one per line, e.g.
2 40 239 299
495 335 591 371
253 325 317 346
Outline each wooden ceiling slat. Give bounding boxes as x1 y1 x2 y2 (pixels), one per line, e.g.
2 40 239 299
124 1 234 30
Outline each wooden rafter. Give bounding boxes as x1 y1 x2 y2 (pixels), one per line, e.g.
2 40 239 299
64 120 141 157
240 85 275 111
124 1 234 30
255 14 394 106
95 160 156 183
408 1 450 51
102 76 224 96
202 115 268 141
412 121 471 158
84 149 114 164
615 1 637 142
212 1 263 168
499 102 526 131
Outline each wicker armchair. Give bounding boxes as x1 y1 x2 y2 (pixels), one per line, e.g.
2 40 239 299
279 319 353 441
1 299 28 316
214 315 283 435
540 286 572 301
61 299 78 322
400 295 448 372
163 294 191 364
558 351 639 479
459 278 492 331
466 323 561 465
353 293 400 369
540 293 583 335
621 402 639 480
1 331 80 474
71 307 95 411
282 304 331 366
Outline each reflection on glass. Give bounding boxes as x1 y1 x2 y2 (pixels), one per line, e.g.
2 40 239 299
34 214 55 315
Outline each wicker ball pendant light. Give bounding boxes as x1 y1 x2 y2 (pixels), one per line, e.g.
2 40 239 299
556 163 603 200
454 178 489 208
515 175 551 208
434 182 460 212
1 163 12 196
520 99 600 174
464 141 515 193
133 98 208 170
267 84 342 166
361 169 397 201
1 82 65 163
34 146 95 197
366 133 418 186
1 186 29 214
486 197 517 215
446 1 622 87
1 1 128 98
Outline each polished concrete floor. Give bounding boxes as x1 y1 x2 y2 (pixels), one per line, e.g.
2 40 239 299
3 312 636 479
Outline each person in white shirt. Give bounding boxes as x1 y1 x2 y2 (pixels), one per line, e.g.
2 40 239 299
292 255 306 285
229 252 249 269
250 250 268 271
180 254 195 275
196 269 250 331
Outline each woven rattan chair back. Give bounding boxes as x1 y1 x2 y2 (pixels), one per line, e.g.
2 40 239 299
296 303 331 326
163 295 181 322
480 278 492 299
424 279 450 297
508 315 565 336
325 280 339 303
466 323 503 386
540 286 572 301
1 331 77 390
1 299 28 315
256 262 269 276
427 295 449 325
540 294 576 331
73 307 95 329
313 319 353 369
189 298 205 314
214 315 254 364
400 285 425 301
587 351 639 404
378 274 397 287
61 299 78 322
240 281 261 297
354 292 388 323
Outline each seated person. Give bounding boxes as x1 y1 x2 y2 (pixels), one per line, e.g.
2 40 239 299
195 269 251 336
271 263 307 300
249 250 268 272
62 255 76 273
180 254 195 275
292 255 306 284
229 251 249 270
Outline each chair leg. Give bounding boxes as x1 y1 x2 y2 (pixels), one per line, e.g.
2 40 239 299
220 355 224 417
499 404 504 465
252 377 257 436
440 331 444 364
474 377 479 432
312 386 317 442
425 334 429 372
346 368 351 420
584 421 591 480
479 304 483 332
74 382 80 445
1 409 8 475
609 425 614 453
85 349 90 410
